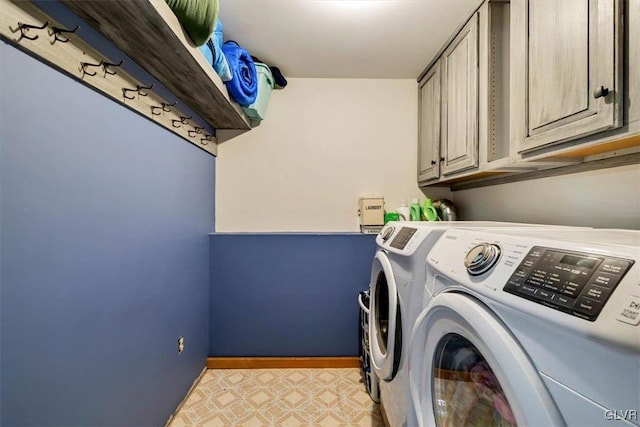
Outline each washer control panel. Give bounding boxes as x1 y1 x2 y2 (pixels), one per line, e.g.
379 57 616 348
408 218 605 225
389 227 417 250
504 246 634 321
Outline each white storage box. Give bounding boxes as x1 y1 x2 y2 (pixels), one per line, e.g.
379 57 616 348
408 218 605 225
359 197 384 226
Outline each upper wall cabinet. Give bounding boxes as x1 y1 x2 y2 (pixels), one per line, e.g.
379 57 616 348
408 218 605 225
418 64 441 182
418 3 520 186
511 0 623 153
418 12 480 184
440 13 480 175
418 0 637 190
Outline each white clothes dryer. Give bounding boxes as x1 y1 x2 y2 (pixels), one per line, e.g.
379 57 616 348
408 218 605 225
409 227 640 427
369 221 569 427
370 224 445 427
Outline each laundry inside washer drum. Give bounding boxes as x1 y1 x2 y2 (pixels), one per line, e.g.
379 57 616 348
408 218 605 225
432 333 517 427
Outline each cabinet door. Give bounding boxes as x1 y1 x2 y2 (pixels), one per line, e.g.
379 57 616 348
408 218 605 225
441 13 479 176
516 0 622 152
629 0 639 125
418 65 441 182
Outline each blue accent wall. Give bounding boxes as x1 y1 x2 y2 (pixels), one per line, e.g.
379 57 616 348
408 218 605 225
0 42 213 426
209 234 377 357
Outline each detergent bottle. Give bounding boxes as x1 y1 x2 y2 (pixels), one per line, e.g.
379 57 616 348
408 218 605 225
410 198 422 221
422 198 439 221
397 199 410 221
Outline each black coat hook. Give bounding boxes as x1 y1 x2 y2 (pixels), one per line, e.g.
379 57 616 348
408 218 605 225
102 60 123 76
137 84 154 97
201 135 215 145
80 60 102 77
11 21 49 42
161 101 177 112
50 25 79 44
122 84 154 100
171 119 182 128
150 105 162 116
122 87 136 100
189 126 205 137
180 115 192 124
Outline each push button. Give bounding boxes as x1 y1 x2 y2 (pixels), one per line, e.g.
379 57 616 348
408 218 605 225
536 289 556 302
504 279 524 292
590 272 618 289
616 295 640 326
521 284 539 296
513 267 532 280
507 279 523 287
583 284 612 301
574 296 604 318
600 259 631 276
555 295 576 308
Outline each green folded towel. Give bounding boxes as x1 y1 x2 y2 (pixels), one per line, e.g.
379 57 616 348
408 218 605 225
165 0 219 46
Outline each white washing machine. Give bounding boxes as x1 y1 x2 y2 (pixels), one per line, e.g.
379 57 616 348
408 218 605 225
409 227 640 427
368 221 570 427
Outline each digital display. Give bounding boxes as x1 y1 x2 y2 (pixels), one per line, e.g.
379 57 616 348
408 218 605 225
560 254 598 269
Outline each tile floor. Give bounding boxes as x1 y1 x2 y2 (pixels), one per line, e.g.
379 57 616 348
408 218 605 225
169 368 384 427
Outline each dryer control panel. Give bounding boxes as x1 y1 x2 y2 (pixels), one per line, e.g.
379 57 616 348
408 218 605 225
504 246 634 321
389 227 417 250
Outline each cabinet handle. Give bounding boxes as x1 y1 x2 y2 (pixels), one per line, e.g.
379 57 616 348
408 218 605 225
594 86 609 99
431 160 436 165
440 157 445 162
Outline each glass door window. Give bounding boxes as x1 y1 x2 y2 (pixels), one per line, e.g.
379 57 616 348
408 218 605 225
432 333 517 427
369 252 402 381
373 271 390 353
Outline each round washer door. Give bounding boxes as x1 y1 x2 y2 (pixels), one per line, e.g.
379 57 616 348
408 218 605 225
369 251 402 381
409 292 564 427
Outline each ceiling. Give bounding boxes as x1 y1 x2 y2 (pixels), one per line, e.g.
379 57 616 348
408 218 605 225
218 0 479 79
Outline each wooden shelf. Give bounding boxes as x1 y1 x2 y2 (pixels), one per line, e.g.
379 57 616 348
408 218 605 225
1 0 220 155
61 0 250 132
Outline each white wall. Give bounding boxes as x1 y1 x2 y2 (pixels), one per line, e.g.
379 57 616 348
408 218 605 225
216 78 639 232
452 164 640 229
216 78 449 232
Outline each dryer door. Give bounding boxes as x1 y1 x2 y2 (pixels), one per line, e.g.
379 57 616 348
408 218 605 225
369 251 402 381
409 292 564 427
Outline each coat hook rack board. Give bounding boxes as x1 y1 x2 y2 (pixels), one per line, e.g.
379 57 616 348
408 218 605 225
0 0 218 156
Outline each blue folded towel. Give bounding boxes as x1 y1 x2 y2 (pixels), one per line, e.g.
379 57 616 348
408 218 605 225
222 41 257 106
199 19 232 82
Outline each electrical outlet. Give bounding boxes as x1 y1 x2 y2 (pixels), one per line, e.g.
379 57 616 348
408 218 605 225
178 336 185 354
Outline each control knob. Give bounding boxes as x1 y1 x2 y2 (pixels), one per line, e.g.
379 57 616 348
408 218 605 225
381 226 395 242
464 243 502 276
